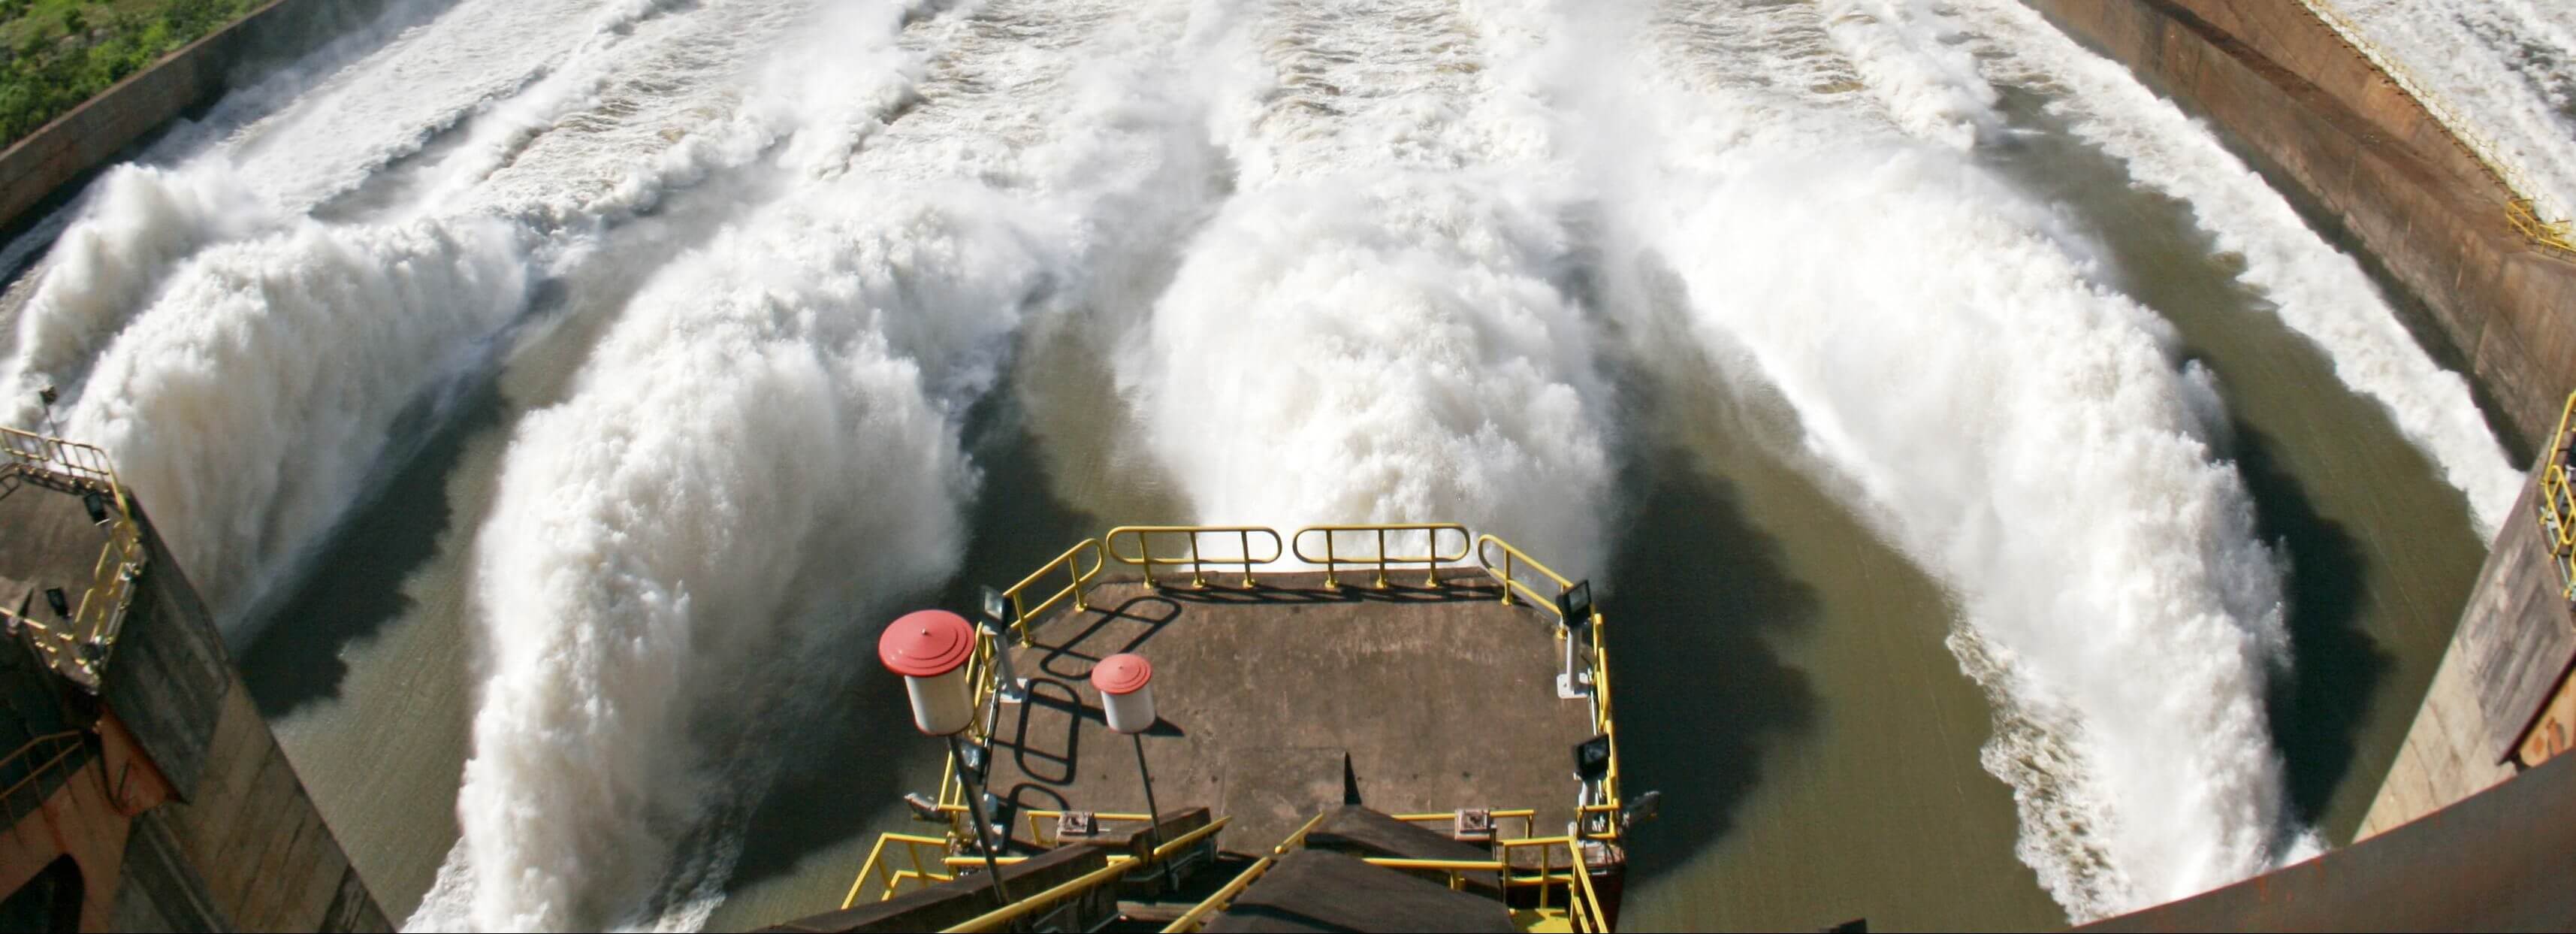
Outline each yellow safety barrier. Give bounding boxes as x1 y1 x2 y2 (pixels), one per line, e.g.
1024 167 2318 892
1475 534 1574 615
843 833 958 908
1000 539 1105 639
2297 0 2576 257
843 524 1629 920
943 819 1231 933
1104 525 1285 589
1163 811 1330 932
2537 393 2576 600
1357 836 1611 932
1475 534 1625 841
1290 523 1470 589
0 428 148 691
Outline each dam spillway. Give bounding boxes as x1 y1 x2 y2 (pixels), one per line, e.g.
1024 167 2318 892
0 0 2571 930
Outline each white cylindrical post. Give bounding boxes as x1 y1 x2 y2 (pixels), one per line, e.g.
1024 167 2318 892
1092 653 1156 735
880 609 977 736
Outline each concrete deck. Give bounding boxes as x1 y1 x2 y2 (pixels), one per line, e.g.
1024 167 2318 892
0 473 113 642
985 570 1595 856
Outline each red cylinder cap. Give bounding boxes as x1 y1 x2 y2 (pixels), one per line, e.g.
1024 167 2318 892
880 609 974 677
1092 653 1152 695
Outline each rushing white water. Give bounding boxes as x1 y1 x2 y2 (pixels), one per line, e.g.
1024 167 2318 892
2330 0 2576 222
1929 0 2522 534
1603 0 2317 918
1120 0 1616 573
412 0 1221 926
0 0 2526 928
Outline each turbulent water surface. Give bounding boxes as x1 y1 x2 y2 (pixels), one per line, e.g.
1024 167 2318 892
0 0 2539 929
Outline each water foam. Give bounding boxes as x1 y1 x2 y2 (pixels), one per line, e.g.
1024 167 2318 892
2333 0 2576 222
67 219 531 622
1935 0 2521 533
1122 0 1616 572
1659 147 2299 918
418 1 1221 926
1609 0 2310 917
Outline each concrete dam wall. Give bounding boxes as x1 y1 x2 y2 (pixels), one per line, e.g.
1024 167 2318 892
2022 0 2576 839
0 0 397 236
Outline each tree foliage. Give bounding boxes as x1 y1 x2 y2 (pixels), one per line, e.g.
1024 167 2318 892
1 1 259 147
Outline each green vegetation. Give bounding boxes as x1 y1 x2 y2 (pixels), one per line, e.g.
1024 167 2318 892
0 0 261 147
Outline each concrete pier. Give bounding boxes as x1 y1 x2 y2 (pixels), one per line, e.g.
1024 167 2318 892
0 439 388 930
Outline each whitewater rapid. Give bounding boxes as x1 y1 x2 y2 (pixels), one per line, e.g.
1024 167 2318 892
0 0 2537 928
2328 0 2576 222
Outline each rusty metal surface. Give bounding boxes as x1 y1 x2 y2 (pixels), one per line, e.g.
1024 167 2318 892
2082 752 2576 932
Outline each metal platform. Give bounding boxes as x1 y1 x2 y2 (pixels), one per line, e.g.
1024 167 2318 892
986 570 1596 855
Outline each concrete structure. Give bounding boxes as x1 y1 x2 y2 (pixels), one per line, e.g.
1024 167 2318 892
2023 0 2576 842
0 0 397 236
1 440 388 931
986 570 1596 854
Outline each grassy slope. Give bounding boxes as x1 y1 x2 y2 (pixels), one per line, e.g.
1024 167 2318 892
0 0 261 146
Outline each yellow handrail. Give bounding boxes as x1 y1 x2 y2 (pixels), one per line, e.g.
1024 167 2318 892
843 832 957 908
1104 525 1285 589
2538 392 2576 599
1474 534 1574 614
1001 539 1105 639
943 859 1139 933
1163 811 1329 932
1289 523 1470 589
0 428 148 691
2295 0 2576 256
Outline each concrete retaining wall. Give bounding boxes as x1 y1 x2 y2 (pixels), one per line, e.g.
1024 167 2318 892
98 511 388 930
0 0 398 235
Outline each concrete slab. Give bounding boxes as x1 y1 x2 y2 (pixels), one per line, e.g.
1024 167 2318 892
984 570 1596 857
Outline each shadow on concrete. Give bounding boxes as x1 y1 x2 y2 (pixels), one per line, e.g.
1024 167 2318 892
1604 443 1822 887
2238 421 2393 829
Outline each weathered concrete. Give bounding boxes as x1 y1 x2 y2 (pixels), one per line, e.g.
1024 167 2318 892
0 0 398 235
989 570 1596 857
0 476 388 930
2022 0 2576 460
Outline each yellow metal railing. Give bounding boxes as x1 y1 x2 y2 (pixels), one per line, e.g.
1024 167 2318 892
1104 525 1285 589
0 428 148 691
843 833 957 908
1000 539 1105 639
1290 523 1470 590
1163 811 1330 932
2297 0 2576 256
2537 393 2576 599
1475 534 1575 614
1355 836 1609 931
943 817 1231 933
1475 534 1624 842
841 524 1629 918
